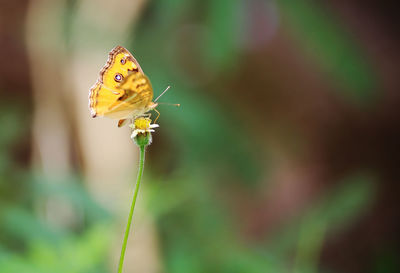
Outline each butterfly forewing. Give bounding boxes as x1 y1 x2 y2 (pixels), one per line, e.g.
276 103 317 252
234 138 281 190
101 46 143 90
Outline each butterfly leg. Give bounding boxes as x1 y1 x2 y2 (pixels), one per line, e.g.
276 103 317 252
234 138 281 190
145 113 152 118
153 108 160 123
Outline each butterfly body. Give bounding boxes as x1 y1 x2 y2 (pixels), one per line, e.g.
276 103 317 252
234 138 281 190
89 46 156 125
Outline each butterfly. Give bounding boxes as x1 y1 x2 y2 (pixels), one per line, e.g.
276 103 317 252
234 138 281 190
89 46 158 127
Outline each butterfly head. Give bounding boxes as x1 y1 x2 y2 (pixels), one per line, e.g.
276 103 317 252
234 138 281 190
148 101 158 111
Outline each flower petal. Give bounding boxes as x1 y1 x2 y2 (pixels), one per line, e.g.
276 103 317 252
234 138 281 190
131 130 139 139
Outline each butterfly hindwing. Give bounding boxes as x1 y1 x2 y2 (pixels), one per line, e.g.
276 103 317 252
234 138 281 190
106 73 154 118
119 73 153 108
88 82 121 117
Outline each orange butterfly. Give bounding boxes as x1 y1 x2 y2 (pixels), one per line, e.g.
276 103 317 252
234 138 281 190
89 46 158 127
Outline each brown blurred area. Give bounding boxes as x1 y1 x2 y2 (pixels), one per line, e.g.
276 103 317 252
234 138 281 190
0 1 399 273
2 0 160 272
0 0 31 101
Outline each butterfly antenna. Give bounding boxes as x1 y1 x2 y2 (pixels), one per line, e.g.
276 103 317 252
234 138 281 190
154 85 171 102
157 102 180 107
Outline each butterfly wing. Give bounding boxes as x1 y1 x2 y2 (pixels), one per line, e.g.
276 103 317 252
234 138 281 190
88 46 145 118
106 73 154 119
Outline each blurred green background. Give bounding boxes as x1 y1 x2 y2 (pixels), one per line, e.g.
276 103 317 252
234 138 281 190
0 0 399 272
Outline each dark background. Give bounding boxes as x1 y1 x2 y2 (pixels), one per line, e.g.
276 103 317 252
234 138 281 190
0 0 399 272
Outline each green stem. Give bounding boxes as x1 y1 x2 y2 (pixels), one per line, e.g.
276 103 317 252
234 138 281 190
117 144 146 273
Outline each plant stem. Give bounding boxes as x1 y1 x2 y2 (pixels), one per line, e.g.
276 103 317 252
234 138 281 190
117 144 146 273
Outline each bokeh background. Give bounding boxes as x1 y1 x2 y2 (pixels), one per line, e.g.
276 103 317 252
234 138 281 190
0 0 399 272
